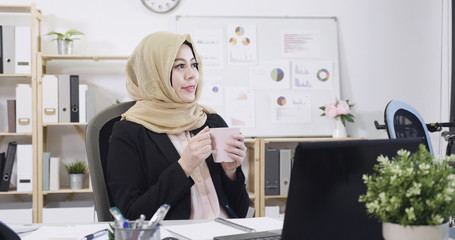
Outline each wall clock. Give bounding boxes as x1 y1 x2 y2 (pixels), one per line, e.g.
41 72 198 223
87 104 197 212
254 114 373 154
141 0 180 13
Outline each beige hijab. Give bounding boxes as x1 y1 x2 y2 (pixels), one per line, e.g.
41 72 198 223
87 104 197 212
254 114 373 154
121 31 213 134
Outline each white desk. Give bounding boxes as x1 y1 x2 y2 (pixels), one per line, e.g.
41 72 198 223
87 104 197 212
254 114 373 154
16 217 283 240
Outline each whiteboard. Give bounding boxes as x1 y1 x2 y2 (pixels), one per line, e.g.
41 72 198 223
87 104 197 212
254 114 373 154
176 16 340 137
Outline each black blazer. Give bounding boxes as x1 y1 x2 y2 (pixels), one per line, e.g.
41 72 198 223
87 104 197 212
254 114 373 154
106 114 250 220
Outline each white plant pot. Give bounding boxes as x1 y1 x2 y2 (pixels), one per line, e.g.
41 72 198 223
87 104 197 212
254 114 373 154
382 222 449 240
69 174 84 190
332 118 347 138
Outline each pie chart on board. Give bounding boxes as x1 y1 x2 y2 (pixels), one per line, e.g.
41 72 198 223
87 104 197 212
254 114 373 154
271 68 284 82
277 96 287 106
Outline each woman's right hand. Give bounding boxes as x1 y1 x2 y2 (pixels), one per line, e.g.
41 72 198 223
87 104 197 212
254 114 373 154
178 126 212 176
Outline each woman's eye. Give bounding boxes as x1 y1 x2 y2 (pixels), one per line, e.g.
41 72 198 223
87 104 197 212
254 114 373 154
175 64 185 69
192 63 199 69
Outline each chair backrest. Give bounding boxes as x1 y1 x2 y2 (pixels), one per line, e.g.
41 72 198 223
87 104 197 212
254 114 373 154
85 101 135 221
384 100 434 154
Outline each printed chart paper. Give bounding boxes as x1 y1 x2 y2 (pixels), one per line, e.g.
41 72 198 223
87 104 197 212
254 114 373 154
281 29 321 58
250 61 290 89
293 61 333 89
227 24 258 65
271 93 311 123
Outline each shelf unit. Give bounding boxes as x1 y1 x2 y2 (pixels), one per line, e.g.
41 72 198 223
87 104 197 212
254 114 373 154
0 4 41 223
36 54 129 222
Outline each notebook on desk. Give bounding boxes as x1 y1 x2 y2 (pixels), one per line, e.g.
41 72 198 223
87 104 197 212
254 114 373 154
214 138 424 240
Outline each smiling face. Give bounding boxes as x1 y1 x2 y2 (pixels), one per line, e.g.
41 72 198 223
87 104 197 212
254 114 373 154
171 43 199 103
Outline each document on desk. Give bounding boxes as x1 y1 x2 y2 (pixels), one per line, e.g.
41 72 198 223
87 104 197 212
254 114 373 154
20 223 174 240
164 217 283 240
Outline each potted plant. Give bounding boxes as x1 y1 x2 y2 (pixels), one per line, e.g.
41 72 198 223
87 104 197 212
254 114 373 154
46 28 84 55
64 160 87 190
359 144 455 240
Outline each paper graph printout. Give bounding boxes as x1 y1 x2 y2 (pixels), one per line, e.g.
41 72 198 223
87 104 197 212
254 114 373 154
199 76 225 115
271 93 311 123
249 61 290 89
292 61 333 90
225 87 255 128
193 28 224 69
227 24 258 65
281 29 321 58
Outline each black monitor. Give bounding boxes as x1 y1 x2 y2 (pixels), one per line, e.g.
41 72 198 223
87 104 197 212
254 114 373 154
281 138 425 240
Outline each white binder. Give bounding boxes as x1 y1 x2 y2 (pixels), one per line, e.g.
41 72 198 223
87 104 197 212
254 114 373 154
14 26 31 74
17 144 33 192
79 84 88 123
15 84 32 133
49 157 60 191
42 75 59 123
279 149 292 196
2 25 15 74
58 75 70 123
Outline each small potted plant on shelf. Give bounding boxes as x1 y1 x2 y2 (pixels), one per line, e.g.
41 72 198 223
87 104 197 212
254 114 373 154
64 160 87 190
359 144 455 240
46 28 84 55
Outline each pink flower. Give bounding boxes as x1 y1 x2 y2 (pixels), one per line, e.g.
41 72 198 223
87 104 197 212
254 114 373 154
325 104 338 118
337 101 350 115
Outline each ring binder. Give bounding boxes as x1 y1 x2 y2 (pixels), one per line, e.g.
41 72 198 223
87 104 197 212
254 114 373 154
214 217 256 233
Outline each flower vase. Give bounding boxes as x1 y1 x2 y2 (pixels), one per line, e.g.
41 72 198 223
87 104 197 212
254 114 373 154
382 222 449 240
332 118 347 138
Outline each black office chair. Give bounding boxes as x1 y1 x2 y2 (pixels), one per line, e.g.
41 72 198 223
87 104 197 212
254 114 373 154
383 100 434 154
85 101 135 221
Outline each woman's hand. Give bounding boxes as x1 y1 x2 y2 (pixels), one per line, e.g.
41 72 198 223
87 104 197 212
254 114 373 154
221 132 247 180
178 126 212 176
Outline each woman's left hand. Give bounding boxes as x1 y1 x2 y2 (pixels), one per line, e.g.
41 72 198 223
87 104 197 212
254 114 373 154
221 132 247 180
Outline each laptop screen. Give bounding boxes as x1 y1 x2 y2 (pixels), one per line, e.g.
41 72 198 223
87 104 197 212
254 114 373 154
281 138 424 240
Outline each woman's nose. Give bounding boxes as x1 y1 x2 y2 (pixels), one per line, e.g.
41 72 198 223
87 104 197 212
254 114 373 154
185 67 196 79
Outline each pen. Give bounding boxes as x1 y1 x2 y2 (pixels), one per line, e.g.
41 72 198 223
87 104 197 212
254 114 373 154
109 207 129 228
81 228 108 240
145 204 170 229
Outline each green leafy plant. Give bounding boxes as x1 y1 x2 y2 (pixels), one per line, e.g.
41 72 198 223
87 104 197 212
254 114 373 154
359 144 455 226
64 160 87 174
319 99 355 126
46 28 84 42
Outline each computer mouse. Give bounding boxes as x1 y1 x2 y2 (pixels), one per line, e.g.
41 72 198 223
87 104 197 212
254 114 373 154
162 237 179 240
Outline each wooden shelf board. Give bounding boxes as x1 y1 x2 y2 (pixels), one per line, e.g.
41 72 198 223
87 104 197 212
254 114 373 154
0 190 32 195
264 195 288 200
41 55 129 61
43 188 93 195
42 122 88 127
0 74 32 78
0 5 31 13
0 132 32 136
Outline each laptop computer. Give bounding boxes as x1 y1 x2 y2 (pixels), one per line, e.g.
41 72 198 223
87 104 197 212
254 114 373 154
214 138 424 240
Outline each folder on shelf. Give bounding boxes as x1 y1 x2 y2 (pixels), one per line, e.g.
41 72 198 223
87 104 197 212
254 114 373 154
58 75 70 123
0 153 5 180
2 25 15 74
86 89 95 123
0 141 17 192
49 157 60 191
279 149 292 196
14 26 31 74
7 99 16 133
70 75 79 122
42 152 51 191
79 84 88 123
16 144 32 192
265 149 280 196
0 26 3 73
15 84 32 133
42 75 59 123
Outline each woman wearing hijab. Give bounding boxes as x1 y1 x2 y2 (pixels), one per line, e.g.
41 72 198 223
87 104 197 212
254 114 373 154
106 31 250 220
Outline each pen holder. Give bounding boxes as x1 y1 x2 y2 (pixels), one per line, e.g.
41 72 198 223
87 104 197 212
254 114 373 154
114 222 160 240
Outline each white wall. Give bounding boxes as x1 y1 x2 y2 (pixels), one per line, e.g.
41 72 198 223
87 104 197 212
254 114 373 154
1 0 451 157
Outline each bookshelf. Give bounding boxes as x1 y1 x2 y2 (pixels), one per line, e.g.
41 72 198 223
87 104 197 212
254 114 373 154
36 54 129 223
0 4 41 223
